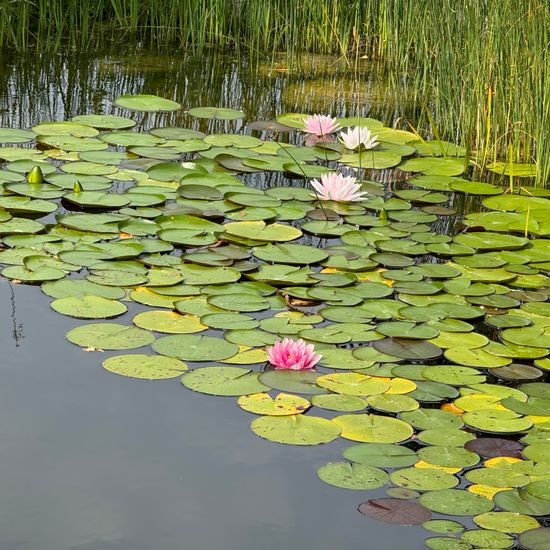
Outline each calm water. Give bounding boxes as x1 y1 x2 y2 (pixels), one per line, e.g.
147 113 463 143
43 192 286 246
0 49 427 550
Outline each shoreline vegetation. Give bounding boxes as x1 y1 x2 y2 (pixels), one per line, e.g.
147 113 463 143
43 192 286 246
0 0 547 184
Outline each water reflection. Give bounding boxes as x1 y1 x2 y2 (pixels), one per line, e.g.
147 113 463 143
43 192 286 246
0 48 413 132
8 283 24 347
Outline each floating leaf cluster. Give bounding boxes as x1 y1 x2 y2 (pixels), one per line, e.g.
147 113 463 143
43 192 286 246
0 94 549 550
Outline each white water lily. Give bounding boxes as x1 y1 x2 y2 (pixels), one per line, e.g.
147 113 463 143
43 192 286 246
339 126 379 150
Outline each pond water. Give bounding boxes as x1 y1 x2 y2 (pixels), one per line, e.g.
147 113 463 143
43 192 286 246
0 49 426 550
0 47 549 550
0 279 425 550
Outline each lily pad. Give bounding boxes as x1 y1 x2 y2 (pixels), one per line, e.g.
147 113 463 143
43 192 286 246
342 443 418 468
187 107 244 120
462 410 533 433
390 467 459 491
153 335 238 361
310 394 367 412
133 310 207 334
317 462 389 490
518 528 550 550
115 94 181 111
66 323 154 350
181 366 268 396
237 392 310 416
473 512 539 533
258 370 326 395
250 415 340 445
358 498 432 525
332 413 414 443
102 354 188 379
50 295 127 318
419 489 493 516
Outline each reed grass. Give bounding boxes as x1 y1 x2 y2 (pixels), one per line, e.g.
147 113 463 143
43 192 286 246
0 0 547 183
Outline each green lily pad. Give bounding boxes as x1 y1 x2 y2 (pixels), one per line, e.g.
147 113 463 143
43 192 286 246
454 231 529 251
61 161 118 176
1 265 66 282
187 107 244 120
487 162 537 177
72 114 136 129
367 394 419 413
250 414 340 445
252 243 328 265
316 373 390 396
237 392 310 416
473 512 539 534
423 520 465 535
417 446 479 468
181 366 268 396
424 537 471 550
376 322 439 340
493 488 550 516
461 529 513 549
332 413 414 443
462 410 533 433
115 94 181 111
310 394 367 412
444 348 512 368
373 338 442 360
153 335 238 361
63 191 130 209
525 479 550 500
32 121 99 137
0 128 36 143
518 528 550 550
400 408 463 430
422 365 486 386
224 220 302 242
258 370 326 395
317 462 389 490
418 429 475 447
102 354 188 379
408 381 460 403
66 323 154 350
50 295 127 318
390 467 459 491
400 157 466 176
133 310 206 334
342 443 418 468
419 489 493 516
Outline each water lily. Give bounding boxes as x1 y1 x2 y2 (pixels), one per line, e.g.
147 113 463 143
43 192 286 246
266 338 322 371
303 114 340 137
339 126 379 150
310 172 368 202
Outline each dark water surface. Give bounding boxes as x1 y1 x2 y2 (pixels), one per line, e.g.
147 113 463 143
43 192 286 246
0 50 426 549
0 280 425 550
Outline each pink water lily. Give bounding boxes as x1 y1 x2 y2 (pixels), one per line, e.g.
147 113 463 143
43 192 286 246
310 172 368 202
303 114 340 137
266 338 322 371
339 126 379 150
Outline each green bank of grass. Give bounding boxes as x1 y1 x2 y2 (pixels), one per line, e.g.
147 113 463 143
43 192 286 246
0 0 547 183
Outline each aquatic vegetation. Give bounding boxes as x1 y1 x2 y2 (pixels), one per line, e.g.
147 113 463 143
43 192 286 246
0 0 547 182
0 95 550 549
310 173 368 202
339 127 379 151
302 114 340 137
266 338 322 370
